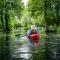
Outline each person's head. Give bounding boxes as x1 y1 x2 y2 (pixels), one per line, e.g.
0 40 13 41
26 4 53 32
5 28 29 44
31 25 37 31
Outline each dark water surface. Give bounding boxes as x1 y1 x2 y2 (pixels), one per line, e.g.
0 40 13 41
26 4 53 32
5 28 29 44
0 32 60 60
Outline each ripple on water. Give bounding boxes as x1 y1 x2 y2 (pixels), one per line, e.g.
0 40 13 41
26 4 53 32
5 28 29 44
12 36 32 59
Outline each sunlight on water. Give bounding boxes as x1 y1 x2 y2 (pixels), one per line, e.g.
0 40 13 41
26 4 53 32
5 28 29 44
12 36 32 59
19 45 32 59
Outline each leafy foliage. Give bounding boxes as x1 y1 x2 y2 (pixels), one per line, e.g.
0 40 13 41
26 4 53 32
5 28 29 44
28 0 45 26
28 0 60 33
0 0 24 31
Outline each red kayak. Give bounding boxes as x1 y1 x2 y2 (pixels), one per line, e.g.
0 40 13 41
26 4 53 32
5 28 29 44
29 34 40 41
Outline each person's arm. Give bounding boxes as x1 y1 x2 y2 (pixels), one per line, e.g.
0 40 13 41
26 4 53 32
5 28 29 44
27 30 31 39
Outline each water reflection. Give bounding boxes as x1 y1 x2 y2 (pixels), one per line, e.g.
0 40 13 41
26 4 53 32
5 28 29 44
11 36 32 60
11 34 46 60
0 32 60 60
0 32 12 60
45 34 60 60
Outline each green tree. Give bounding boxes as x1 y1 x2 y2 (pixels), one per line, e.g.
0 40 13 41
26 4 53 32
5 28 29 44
44 0 60 33
0 0 24 60
28 0 60 33
28 0 45 26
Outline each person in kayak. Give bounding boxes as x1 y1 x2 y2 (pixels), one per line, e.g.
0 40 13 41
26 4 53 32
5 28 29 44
27 25 40 46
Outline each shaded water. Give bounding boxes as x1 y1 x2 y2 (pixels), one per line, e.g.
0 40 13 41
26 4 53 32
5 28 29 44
0 32 60 60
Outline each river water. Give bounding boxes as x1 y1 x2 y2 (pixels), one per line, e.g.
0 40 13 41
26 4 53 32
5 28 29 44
0 32 60 60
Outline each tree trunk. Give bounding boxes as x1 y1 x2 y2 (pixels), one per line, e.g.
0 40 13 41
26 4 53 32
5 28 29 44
44 0 49 34
2 10 11 60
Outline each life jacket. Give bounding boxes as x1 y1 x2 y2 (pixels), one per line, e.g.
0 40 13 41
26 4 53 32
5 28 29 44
30 29 37 34
27 29 40 41
30 34 40 41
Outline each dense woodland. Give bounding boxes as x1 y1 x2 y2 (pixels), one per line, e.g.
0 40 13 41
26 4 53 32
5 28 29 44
28 0 60 33
0 0 60 33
